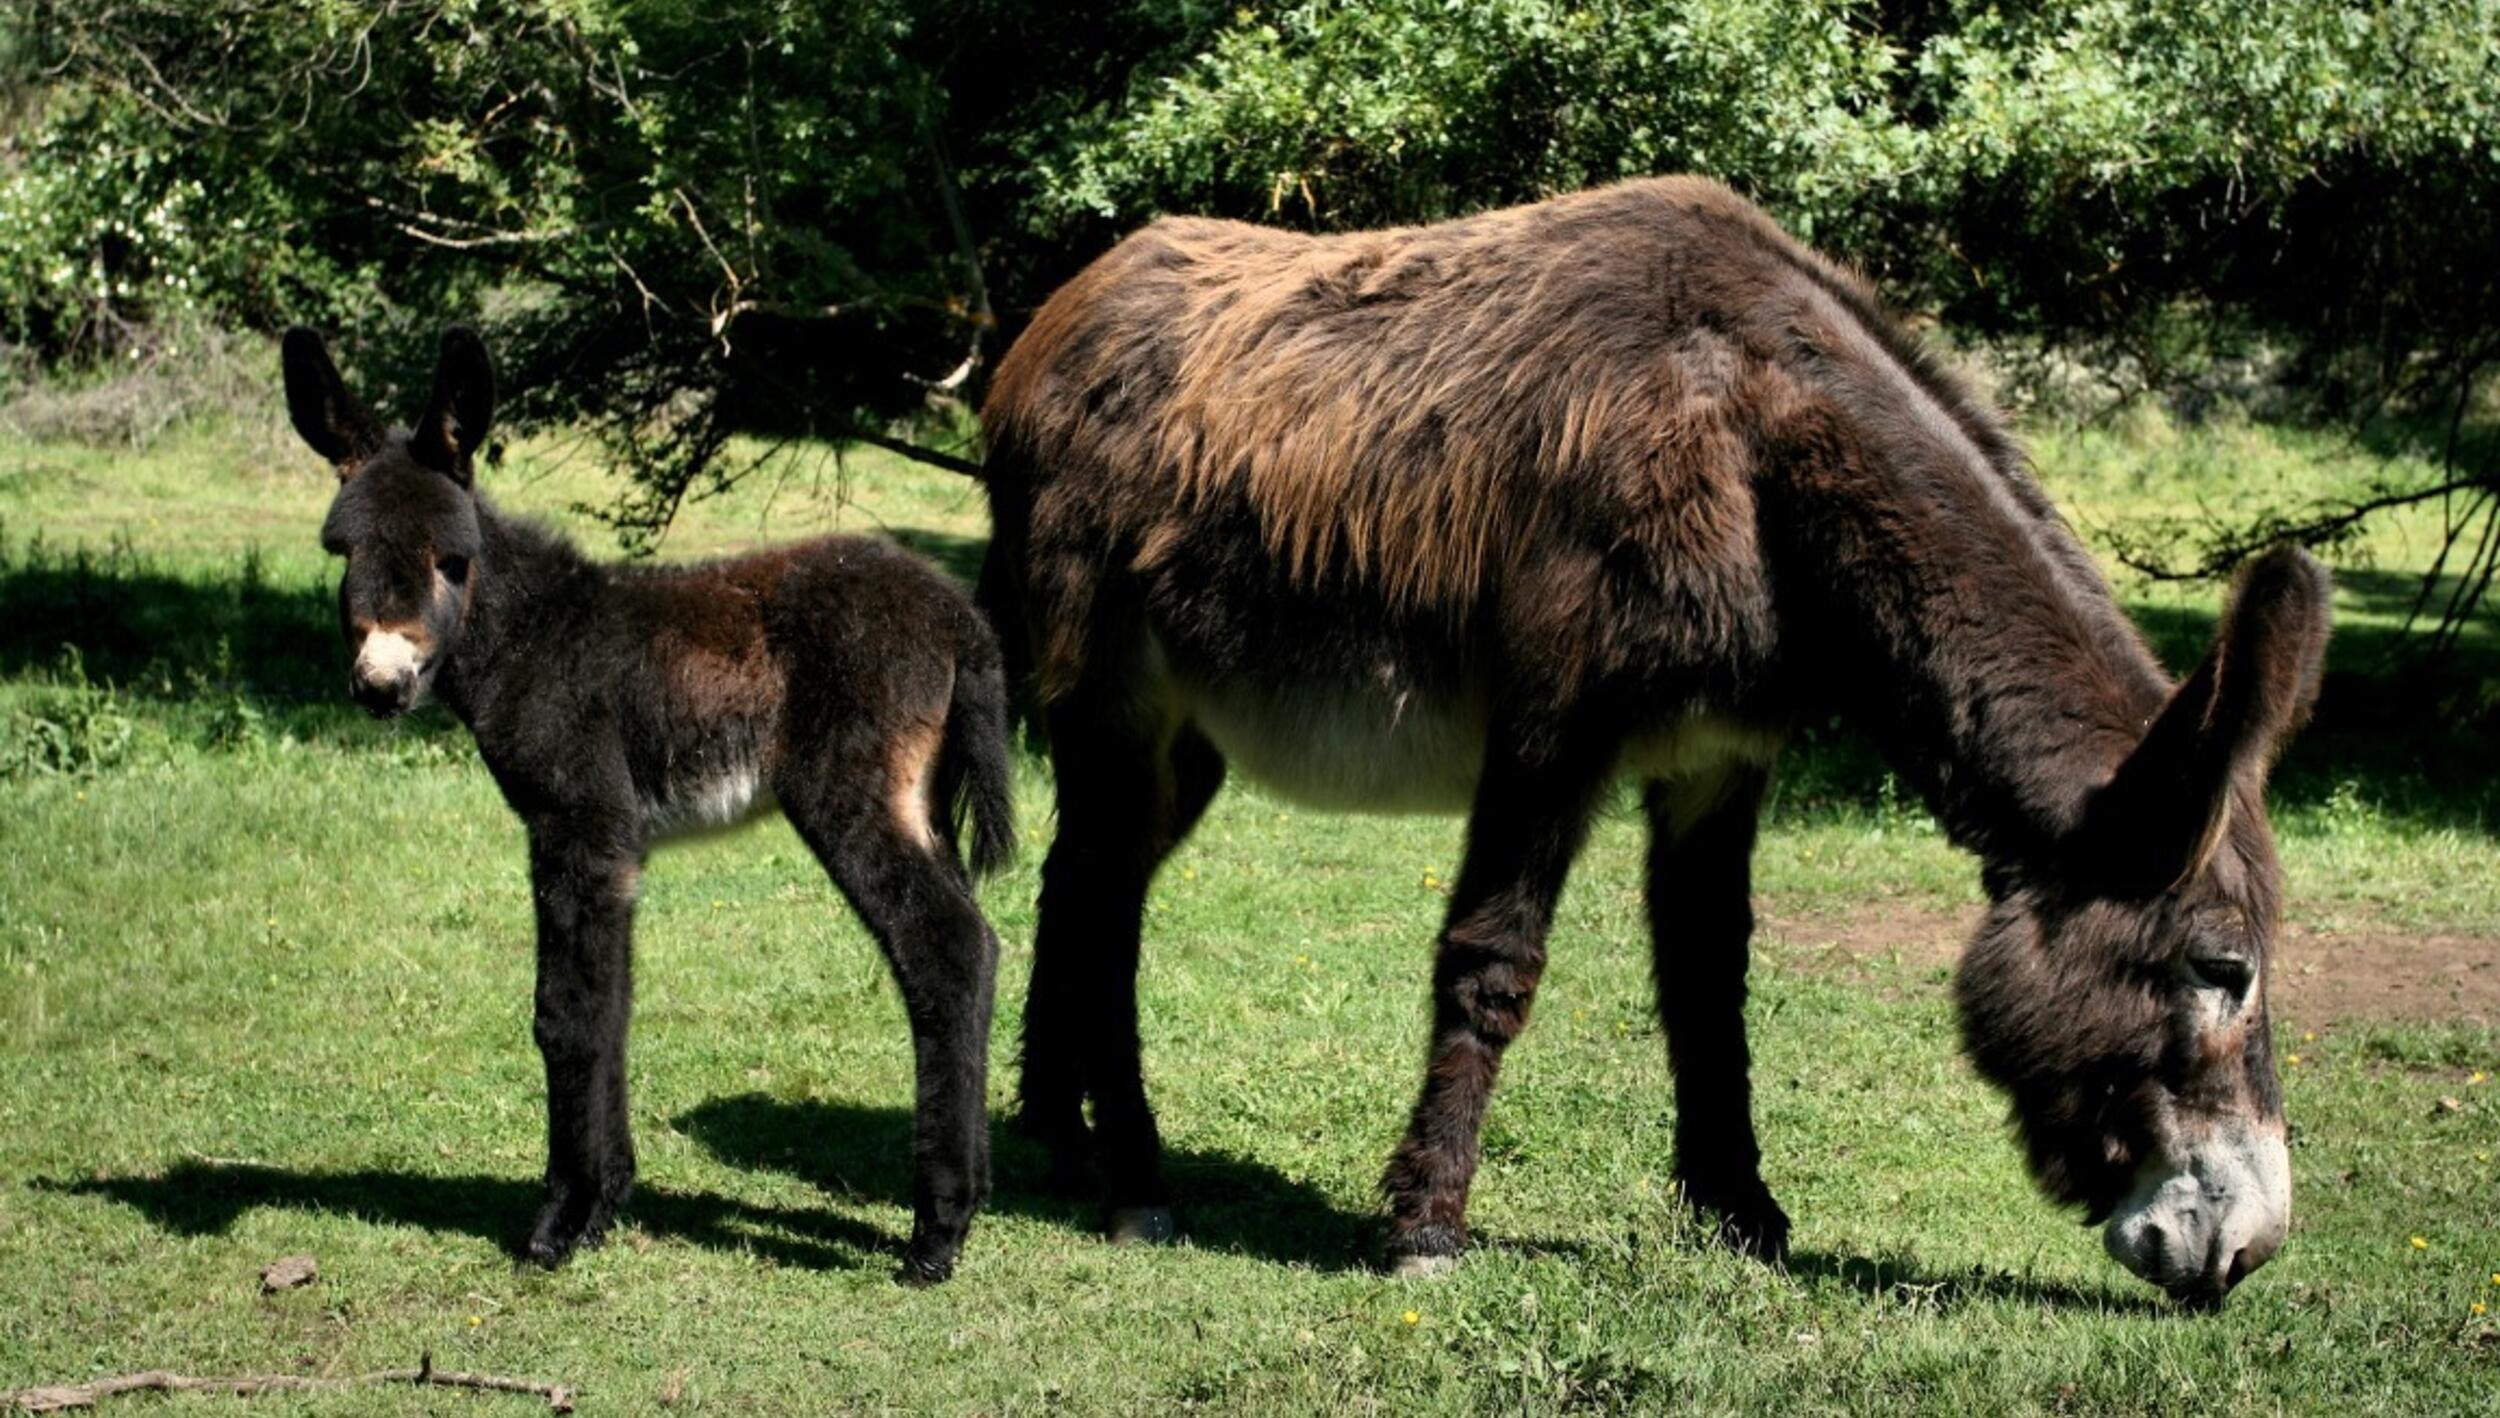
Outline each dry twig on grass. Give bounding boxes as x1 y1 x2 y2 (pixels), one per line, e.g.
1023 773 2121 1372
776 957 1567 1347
5 1353 574 1413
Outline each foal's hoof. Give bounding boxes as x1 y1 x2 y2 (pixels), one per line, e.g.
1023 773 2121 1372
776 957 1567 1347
1105 1205 1178 1246
1388 1251 1460 1280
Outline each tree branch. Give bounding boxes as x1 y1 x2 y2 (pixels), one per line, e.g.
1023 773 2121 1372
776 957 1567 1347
6 1354 575 1413
849 428 985 480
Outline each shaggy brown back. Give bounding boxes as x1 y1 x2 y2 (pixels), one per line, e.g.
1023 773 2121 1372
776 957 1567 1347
989 178 2043 611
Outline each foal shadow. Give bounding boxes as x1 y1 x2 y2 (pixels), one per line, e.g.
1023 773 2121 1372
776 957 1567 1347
46 1098 1383 1276
673 1094 1383 1272
1782 1247 2165 1316
44 1162 905 1274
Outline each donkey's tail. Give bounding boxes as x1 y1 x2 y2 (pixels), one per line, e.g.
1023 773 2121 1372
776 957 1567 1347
938 616 1017 880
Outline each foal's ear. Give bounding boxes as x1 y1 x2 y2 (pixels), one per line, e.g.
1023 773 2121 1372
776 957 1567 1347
410 326 496 485
281 327 381 476
2081 547 2331 893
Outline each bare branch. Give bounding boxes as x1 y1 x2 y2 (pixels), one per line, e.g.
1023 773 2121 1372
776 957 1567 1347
849 428 984 480
5 1354 575 1413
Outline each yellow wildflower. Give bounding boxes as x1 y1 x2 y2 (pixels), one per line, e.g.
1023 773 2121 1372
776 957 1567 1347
467 1314 482 1328
2287 1053 2303 1066
2410 1236 2428 1250
1401 1310 1421 1325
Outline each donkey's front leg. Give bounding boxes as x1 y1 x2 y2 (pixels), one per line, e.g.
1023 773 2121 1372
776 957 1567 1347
523 820 641 1266
1381 730 1610 1275
1644 767 1789 1260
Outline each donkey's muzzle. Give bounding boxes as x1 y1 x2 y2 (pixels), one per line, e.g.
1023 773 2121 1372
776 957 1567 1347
2102 1119 2291 1307
350 669 416 717
349 628 429 717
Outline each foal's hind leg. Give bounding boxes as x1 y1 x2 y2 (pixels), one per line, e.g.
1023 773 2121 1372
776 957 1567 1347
1024 712 1223 1243
1644 767 1790 1259
523 817 643 1266
1381 726 1611 1275
782 761 1001 1285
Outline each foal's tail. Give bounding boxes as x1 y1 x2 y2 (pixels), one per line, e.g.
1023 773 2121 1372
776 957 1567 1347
938 619 1017 880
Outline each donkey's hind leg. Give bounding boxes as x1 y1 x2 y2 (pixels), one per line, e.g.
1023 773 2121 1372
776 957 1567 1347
1644 766 1789 1259
782 758 1001 1285
1024 710 1224 1244
523 816 644 1267
1381 722 1613 1275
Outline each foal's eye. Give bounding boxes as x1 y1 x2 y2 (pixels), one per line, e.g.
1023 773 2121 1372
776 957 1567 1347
2186 952 2254 996
437 555 471 585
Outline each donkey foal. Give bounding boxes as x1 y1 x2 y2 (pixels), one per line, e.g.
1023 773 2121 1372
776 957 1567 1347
285 326 1013 1284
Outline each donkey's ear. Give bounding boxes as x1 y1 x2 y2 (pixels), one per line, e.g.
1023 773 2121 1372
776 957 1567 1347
281 327 381 476
2080 547 2331 894
410 326 496 485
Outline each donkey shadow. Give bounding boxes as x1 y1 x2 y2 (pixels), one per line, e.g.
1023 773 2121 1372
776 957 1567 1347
673 1093 1382 1272
49 1098 1382 1276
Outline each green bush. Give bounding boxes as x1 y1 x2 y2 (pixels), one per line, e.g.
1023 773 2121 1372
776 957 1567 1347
3 2 2494 546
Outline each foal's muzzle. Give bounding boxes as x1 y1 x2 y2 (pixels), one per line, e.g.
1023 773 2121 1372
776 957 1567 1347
349 629 429 718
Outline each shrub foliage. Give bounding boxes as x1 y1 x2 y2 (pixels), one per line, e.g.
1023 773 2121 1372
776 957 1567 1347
4 0 2496 601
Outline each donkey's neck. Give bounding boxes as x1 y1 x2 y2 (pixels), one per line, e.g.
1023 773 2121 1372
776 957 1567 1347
1803 420 2173 877
434 497 597 727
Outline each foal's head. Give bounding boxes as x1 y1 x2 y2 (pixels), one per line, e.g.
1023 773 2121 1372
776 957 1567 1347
283 327 495 718
1958 548 2330 1306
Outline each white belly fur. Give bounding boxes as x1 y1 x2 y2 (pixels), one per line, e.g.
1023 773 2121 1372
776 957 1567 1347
1176 675 1782 814
646 753 776 842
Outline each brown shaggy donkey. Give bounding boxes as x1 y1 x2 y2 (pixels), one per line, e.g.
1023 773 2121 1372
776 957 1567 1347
287 328 1012 1284
979 178 2329 1305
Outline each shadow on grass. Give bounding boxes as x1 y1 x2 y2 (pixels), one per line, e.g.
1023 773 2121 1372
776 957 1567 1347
45 1163 905 1274
0 539 399 744
879 527 986 587
1783 1248 2167 1317
673 1093 1385 1272
2128 568 2499 836
45 1096 1384 1276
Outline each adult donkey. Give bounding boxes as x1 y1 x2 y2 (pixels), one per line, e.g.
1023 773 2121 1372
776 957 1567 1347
978 177 2328 1305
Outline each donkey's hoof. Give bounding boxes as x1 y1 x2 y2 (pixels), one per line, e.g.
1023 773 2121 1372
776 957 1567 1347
1105 1205 1178 1245
1684 1180 1791 1262
524 1209 607 1269
1388 1251 1460 1279
895 1250 958 1287
1721 1208 1791 1263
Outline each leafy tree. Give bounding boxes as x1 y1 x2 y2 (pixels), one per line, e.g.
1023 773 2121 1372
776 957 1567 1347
4 0 2495 632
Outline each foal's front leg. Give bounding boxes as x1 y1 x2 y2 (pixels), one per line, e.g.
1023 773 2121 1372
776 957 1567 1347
1381 730 1610 1274
524 819 642 1266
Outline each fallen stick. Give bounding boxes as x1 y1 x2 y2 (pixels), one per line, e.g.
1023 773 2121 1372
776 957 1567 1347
5 1353 574 1413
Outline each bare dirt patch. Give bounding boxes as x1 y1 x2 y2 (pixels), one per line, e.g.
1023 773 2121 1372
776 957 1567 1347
1760 905 2500 1027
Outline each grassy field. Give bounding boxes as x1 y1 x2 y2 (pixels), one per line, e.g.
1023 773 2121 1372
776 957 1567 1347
1 386 2496 1414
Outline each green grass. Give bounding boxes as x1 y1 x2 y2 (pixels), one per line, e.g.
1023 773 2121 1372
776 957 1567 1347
1 404 2496 1414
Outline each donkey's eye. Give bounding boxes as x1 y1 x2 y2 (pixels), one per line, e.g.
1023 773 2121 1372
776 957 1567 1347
437 555 471 585
2186 953 2254 996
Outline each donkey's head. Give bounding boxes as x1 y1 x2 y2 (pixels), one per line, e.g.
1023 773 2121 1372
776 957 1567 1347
284 327 495 718
1957 548 2329 1306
